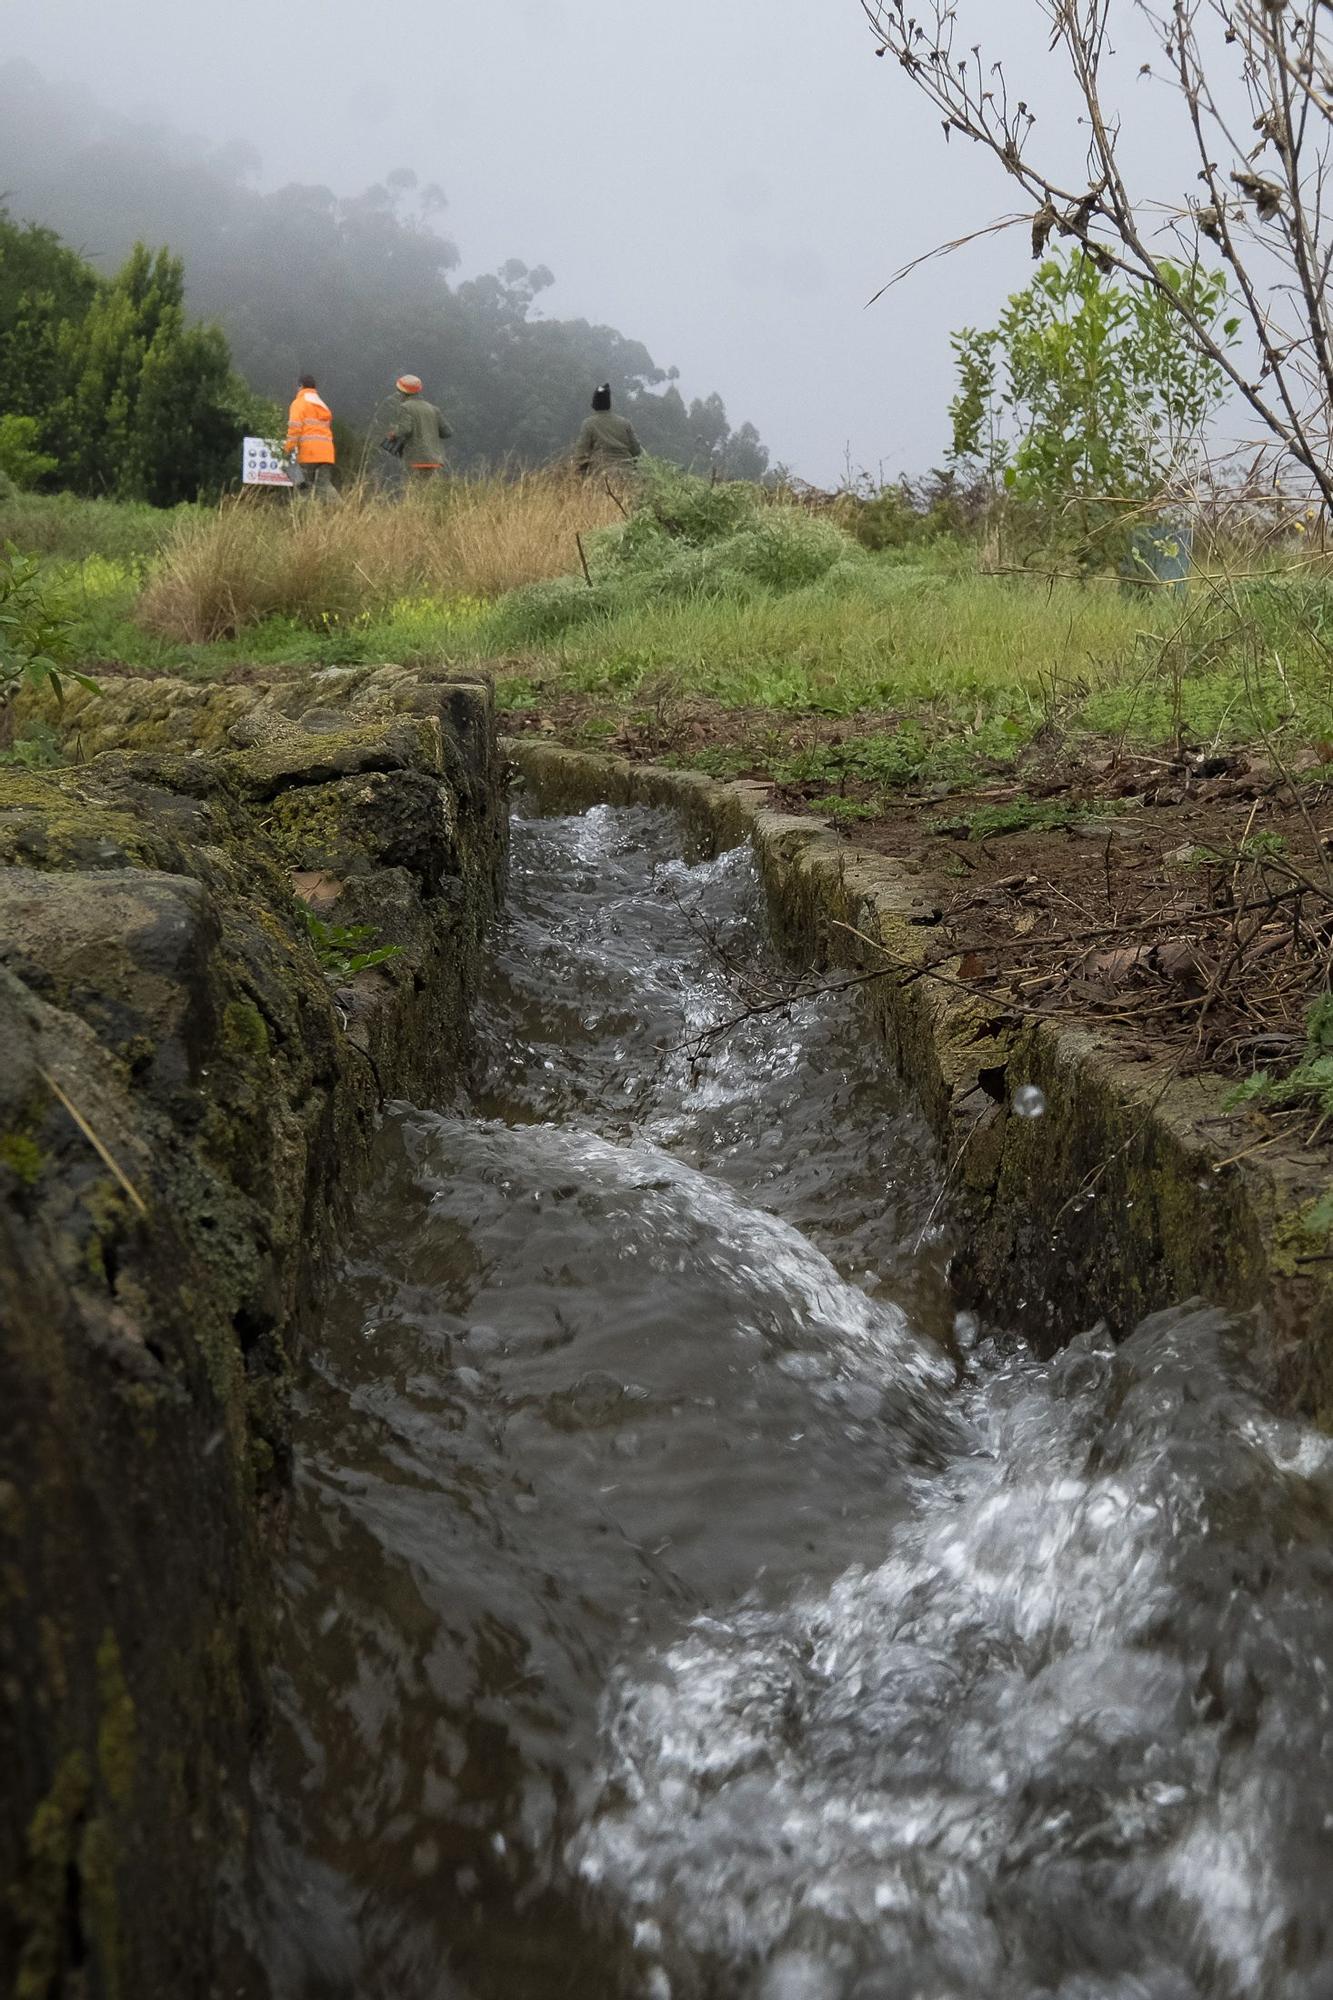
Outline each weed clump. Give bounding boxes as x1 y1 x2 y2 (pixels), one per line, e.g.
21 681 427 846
928 797 1116 840
134 476 624 643
489 467 864 648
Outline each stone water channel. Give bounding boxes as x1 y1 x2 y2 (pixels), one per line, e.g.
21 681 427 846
239 800 1333 2000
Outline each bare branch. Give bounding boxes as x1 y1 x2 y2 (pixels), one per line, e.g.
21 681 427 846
864 0 1333 503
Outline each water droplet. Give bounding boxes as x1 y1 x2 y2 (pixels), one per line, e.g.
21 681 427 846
1013 1084 1047 1119
953 1310 979 1350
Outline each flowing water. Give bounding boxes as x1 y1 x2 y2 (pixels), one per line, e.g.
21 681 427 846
242 804 1333 2000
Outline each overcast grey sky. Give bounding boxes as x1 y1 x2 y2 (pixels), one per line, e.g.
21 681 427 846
5 0 1172 482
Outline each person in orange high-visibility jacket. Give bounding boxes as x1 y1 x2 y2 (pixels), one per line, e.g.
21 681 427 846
284 374 337 500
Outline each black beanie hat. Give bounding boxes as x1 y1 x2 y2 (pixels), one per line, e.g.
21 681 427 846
592 383 612 412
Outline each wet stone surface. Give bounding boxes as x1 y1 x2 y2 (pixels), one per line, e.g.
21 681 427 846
239 805 1333 2000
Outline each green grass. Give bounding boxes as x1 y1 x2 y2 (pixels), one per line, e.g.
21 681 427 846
41 538 1333 765
0 491 199 562
1228 994 1333 1130
36 554 491 680
927 797 1120 839
16 475 1333 802
496 566 1165 715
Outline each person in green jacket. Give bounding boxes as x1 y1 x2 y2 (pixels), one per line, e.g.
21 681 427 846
573 384 643 477
385 374 453 481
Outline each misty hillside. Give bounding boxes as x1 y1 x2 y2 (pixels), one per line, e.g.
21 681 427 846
0 61 769 479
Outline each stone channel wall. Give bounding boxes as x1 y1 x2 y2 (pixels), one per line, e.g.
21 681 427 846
509 740 1333 1421
0 667 505 1999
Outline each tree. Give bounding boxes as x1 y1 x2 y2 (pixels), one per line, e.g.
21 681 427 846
862 0 1333 506
0 67 771 482
0 215 97 422
725 422 771 482
44 243 266 503
0 415 57 490
949 248 1231 553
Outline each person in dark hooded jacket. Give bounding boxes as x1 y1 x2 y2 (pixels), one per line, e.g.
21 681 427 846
573 384 642 476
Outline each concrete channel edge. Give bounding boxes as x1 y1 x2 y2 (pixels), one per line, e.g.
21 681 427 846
506 735 1333 1422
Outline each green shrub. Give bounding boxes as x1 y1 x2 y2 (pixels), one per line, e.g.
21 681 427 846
710 515 855 591
0 718 65 768
488 573 614 647
0 416 56 491
490 471 862 644
631 463 763 546
846 484 922 551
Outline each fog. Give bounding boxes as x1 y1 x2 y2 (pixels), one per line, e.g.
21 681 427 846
5 0 1175 482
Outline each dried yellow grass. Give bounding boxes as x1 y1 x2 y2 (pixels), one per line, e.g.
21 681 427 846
135 473 623 643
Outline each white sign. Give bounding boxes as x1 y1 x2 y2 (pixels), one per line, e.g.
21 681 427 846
242 436 295 487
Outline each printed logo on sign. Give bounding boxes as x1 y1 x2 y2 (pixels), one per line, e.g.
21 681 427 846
241 436 294 487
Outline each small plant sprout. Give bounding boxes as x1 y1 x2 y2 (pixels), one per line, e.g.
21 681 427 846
300 908 403 983
0 544 99 708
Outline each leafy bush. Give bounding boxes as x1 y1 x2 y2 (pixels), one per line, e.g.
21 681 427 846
0 415 57 491
0 718 64 769
837 470 992 552
949 249 1234 568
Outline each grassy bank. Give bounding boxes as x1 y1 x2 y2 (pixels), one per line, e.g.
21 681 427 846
9 472 1333 802
7 471 1333 1123
0 490 199 562
4 477 627 679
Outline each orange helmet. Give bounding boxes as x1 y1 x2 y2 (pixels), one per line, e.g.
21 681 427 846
396 373 423 394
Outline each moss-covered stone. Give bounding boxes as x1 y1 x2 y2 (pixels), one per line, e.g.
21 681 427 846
95 1632 137 1808
0 1131 43 1187
13 1751 91 2000
0 665 505 2000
